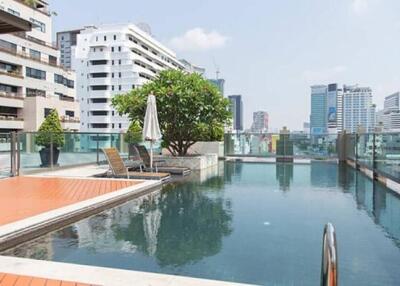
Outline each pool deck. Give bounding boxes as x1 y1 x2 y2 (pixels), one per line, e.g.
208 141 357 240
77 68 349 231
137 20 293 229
0 175 161 251
0 256 254 286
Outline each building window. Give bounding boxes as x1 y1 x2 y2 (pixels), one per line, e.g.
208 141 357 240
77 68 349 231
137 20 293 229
132 84 135 89
91 111 108 116
91 85 108 91
112 86 115 91
118 72 121 78
65 110 75 117
26 67 46 80
112 111 115 116
91 123 108 128
91 60 107 65
44 108 53 118
7 8 19 16
112 123 115 128
111 47 114 52
112 60 114 65
91 73 108 78
118 59 121 65
118 46 121 52
104 36 107 41
112 73 114 78
29 18 46 33
91 98 107 103
119 123 122 128
113 35 116 40
119 85 122 91
29 49 41 60
26 88 45 97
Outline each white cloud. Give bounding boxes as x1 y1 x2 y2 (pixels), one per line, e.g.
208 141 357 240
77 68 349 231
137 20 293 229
169 28 228 52
302 66 348 85
351 0 370 15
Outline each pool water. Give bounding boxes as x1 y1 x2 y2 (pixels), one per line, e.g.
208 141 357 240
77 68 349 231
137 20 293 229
3 162 400 286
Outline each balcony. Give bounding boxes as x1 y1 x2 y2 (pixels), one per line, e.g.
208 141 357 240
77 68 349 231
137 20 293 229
0 114 24 129
59 94 76 102
0 69 23 79
0 45 70 72
60 116 80 131
0 92 24 108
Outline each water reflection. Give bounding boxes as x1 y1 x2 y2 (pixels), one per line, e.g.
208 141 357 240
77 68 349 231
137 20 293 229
3 161 400 284
276 163 293 191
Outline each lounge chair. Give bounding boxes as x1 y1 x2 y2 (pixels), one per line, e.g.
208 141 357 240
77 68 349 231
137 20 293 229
135 145 191 176
102 147 171 182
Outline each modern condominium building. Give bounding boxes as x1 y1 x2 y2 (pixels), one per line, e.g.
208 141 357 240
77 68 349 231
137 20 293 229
208 78 225 96
228 95 243 131
342 85 375 133
72 24 185 134
251 111 269 133
310 85 327 135
0 0 79 133
376 92 400 131
56 29 83 69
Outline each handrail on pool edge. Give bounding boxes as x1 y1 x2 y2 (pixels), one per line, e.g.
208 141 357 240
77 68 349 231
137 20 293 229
321 223 338 286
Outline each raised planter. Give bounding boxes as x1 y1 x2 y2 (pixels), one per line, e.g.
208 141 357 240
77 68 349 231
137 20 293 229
156 154 218 170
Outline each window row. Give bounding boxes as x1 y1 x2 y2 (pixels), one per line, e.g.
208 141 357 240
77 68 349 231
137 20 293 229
54 74 74 88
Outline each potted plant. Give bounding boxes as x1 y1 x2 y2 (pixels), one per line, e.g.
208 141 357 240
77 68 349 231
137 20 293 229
36 109 65 167
124 120 142 159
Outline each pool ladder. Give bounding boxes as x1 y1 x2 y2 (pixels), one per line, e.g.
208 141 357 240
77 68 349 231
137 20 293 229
321 223 338 286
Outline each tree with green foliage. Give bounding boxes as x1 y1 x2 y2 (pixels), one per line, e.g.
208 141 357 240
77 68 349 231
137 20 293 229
24 0 37 7
124 120 143 144
112 69 231 156
36 109 65 148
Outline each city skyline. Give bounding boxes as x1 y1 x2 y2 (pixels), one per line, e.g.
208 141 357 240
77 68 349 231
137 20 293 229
50 0 400 130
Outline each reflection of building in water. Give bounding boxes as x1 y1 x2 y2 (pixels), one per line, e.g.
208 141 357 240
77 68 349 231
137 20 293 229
310 162 338 188
224 161 243 183
276 163 293 191
2 233 54 260
350 171 400 246
73 191 162 255
337 163 354 191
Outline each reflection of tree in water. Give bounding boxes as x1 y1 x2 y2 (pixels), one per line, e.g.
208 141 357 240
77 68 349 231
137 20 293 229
114 178 233 267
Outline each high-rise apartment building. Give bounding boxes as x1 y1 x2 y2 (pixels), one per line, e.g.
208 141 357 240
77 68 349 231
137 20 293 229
72 24 185 134
376 92 400 131
251 111 268 132
228 95 243 131
0 0 79 133
310 85 327 135
56 29 83 69
179 59 205 75
208 78 225 96
342 85 375 133
310 83 375 134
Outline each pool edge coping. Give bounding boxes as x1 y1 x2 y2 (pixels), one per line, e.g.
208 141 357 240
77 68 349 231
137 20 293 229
0 256 255 286
0 176 162 251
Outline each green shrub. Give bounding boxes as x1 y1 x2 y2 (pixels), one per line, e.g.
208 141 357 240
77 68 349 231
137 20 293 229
124 121 142 144
36 109 65 148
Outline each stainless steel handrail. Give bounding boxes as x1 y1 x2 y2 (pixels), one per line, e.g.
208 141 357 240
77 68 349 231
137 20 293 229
321 223 338 286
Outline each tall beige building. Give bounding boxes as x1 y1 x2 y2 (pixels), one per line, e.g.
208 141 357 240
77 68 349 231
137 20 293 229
0 0 79 132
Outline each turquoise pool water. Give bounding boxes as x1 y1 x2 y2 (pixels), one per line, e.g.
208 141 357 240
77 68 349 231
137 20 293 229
3 162 400 285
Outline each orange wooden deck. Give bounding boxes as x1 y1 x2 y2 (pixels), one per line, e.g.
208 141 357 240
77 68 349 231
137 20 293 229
0 176 140 226
0 272 98 286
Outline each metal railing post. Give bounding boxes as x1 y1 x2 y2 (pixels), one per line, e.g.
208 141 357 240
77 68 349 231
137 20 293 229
10 132 16 177
372 133 377 180
355 133 359 169
16 132 20 176
96 133 100 164
50 132 54 169
321 223 338 286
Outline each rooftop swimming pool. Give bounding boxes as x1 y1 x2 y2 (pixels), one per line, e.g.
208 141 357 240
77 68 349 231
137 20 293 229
3 162 400 285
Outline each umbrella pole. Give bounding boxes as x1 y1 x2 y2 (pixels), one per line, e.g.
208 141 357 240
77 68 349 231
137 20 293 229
150 141 153 172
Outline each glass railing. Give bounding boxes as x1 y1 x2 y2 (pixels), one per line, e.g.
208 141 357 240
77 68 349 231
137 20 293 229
0 133 11 177
8 132 161 174
224 133 338 159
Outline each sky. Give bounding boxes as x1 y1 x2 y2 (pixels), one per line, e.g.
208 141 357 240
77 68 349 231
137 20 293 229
49 0 400 131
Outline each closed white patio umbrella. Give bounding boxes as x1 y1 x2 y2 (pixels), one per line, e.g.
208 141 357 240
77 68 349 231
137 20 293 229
142 94 162 170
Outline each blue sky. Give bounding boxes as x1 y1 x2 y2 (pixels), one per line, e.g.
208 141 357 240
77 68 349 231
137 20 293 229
50 0 400 131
